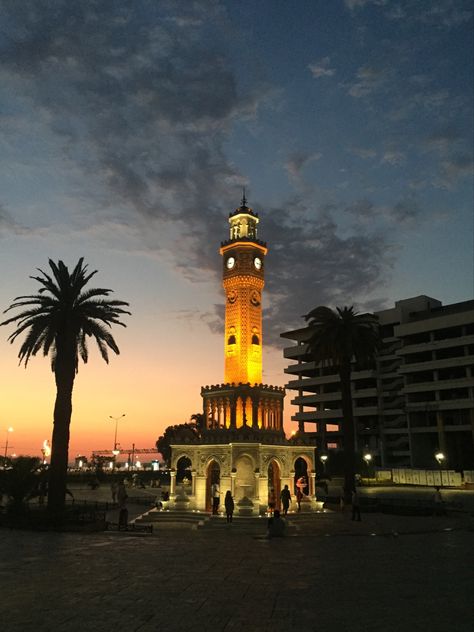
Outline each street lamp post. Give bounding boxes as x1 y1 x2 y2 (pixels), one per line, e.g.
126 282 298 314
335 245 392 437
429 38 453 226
320 454 328 474
3 427 14 465
109 414 125 470
363 452 372 480
435 451 445 487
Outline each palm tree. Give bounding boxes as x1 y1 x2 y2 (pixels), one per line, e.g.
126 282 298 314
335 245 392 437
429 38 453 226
1 258 130 511
304 306 380 502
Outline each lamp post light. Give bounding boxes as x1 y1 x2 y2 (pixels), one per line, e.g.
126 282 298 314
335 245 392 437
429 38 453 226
109 414 125 468
3 427 14 465
363 452 372 479
320 454 328 474
435 451 445 487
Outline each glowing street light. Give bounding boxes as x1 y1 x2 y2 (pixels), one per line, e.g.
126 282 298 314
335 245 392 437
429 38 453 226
3 427 14 464
435 451 445 486
320 454 328 473
109 414 125 455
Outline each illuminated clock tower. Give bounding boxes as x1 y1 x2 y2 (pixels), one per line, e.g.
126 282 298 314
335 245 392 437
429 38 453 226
167 193 317 516
220 194 267 385
201 195 285 434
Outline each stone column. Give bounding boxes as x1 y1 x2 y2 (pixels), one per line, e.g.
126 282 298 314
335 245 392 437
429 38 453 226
191 470 197 496
254 471 260 502
170 469 176 499
310 472 317 498
231 472 237 496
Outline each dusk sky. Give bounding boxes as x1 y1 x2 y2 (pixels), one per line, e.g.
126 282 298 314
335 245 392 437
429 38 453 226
1 0 472 460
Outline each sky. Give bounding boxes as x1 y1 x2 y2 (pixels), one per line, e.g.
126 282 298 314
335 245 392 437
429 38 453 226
0 0 472 461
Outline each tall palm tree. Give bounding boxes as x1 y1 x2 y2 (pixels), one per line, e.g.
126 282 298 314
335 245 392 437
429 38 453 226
304 306 380 501
1 258 130 511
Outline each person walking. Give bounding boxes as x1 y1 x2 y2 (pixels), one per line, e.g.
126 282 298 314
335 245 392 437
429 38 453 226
211 481 220 515
433 486 445 516
296 488 303 512
117 480 128 529
280 484 291 516
351 488 361 521
111 480 118 503
224 490 234 523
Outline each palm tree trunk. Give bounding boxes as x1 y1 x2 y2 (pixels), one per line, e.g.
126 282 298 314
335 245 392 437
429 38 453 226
48 352 75 512
339 362 355 504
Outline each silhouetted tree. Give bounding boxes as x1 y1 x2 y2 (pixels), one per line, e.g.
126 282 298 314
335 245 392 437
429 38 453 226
304 306 380 502
1 258 130 511
0 456 42 513
157 415 203 464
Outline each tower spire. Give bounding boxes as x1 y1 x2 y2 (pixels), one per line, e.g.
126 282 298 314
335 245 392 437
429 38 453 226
241 187 247 208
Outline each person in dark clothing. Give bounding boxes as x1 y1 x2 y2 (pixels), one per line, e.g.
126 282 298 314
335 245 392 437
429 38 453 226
280 485 291 516
267 509 286 538
351 488 361 521
224 490 234 523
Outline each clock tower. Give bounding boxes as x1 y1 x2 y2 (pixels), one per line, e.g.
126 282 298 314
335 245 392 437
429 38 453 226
201 195 285 433
220 194 267 385
167 193 317 516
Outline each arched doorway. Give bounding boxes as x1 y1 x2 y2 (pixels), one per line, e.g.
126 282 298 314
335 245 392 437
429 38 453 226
294 457 309 495
268 459 281 512
205 460 220 513
176 455 192 484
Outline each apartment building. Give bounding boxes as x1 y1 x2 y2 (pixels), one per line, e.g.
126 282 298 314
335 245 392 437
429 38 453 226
281 296 474 469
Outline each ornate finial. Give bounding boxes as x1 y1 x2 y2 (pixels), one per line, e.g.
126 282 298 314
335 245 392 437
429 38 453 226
241 187 247 207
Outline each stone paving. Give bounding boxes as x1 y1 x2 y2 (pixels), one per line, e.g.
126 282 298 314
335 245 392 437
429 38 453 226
1 503 472 632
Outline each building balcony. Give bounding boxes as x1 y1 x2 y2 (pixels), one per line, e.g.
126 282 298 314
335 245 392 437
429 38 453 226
399 355 474 373
403 377 473 393
396 334 474 355
283 344 310 360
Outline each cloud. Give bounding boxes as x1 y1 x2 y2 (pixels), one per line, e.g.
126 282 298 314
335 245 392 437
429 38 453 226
346 66 390 98
348 146 377 160
345 197 422 227
308 57 336 78
0 1 396 347
285 151 322 185
436 154 474 189
381 150 406 166
0 203 30 236
345 0 388 9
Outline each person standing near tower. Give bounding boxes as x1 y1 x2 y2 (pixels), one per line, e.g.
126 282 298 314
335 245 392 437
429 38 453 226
280 484 291 515
211 481 220 515
224 490 234 523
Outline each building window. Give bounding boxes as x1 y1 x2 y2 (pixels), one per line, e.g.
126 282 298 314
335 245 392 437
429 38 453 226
228 335 236 345
251 334 260 345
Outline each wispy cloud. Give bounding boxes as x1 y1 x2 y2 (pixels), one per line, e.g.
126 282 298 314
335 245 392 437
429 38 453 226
308 57 336 78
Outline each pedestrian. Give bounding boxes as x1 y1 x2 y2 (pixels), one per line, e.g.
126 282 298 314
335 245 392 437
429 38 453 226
433 486 445 516
117 480 128 529
280 484 291 516
268 487 276 514
267 509 286 538
224 490 234 523
296 488 303 512
111 480 118 503
351 488 361 521
211 481 220 515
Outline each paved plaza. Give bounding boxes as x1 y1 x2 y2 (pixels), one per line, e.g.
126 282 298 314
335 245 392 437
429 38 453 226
1 500 472 632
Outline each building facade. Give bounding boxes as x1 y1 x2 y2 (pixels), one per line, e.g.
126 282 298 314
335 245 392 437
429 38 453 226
281 296 474 470
170 197 316 514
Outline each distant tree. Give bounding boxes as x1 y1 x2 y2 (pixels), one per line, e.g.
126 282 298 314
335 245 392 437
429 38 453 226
304 306 380 502
1 258 130 512
0 456 42 513
157 414 203 464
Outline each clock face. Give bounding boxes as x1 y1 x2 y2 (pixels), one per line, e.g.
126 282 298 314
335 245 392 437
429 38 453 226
250 291 261 306
226 256 235 269
254 257 262 270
